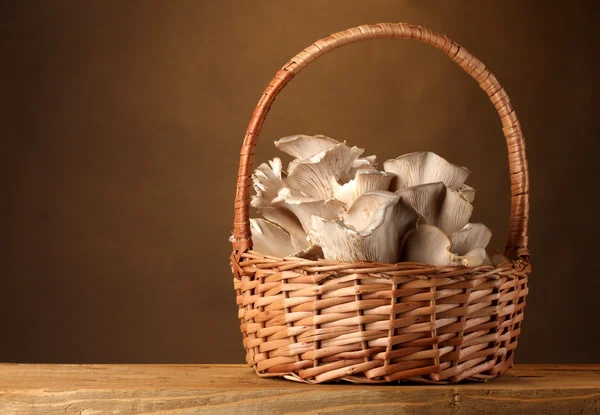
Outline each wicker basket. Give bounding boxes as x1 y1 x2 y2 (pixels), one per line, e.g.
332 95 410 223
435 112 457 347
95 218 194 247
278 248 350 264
230 23 531 384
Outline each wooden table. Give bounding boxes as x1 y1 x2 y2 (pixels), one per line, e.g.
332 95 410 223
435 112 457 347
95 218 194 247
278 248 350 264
1 364 599 414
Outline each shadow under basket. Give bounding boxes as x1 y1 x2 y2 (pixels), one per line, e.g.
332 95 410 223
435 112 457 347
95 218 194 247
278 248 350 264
230 23 531 384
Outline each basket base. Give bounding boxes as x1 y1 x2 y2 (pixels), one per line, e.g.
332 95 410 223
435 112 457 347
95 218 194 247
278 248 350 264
234 252 530 385
249 353 514 385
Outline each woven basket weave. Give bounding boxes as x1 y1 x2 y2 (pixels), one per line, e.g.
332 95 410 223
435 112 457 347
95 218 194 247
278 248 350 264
230 23 531 384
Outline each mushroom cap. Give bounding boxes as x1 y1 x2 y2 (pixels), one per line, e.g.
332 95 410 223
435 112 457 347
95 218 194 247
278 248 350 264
384 151 470 191
273 187 346 233
286 142 370 199
484 248 511 267
310 192 419 263
458 184 476 203
333 169 395 208
261 207 310 252
343 190 397 231
352 155 378 171
401 224 487 267
395 182 473 234
250 158 285 209
275 134 339 160
250 218 322 259
295 244 325 260
250 218 296 258
449 223 492 256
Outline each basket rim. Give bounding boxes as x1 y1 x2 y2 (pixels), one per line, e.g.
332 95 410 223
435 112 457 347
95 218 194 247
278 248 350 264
232 250 531 281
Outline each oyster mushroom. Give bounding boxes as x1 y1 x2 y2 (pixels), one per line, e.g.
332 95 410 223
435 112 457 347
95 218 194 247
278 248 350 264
276 134 376 172
484 248 511 267
250 158 285 209
458 184 476 203
384 151 470 191
342 191 397 230
246 136 493 267
250 218 321 258
286 143 371 199
351 155 378 172
395 182 474 234
401 224 487 267
273 187 345 233
250 218 297 258
333 169 395 207
449 223 492 256
261 207 311 252
309 191 419 263
275 134 339 160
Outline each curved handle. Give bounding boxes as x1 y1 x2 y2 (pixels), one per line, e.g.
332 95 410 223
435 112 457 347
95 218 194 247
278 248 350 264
231 23 530 261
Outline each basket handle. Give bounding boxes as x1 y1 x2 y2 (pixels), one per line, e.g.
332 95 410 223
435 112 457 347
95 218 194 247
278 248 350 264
231 23 530 262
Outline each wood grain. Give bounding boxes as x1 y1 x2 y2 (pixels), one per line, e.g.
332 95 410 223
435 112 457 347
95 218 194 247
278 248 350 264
1 364 599 414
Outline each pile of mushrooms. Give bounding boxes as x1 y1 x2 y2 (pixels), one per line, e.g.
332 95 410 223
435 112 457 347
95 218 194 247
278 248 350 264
247 134 508 267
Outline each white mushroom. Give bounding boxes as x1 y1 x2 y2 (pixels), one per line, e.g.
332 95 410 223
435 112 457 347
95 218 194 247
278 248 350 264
484 248 511 267
395 182 473 234
276 134 376 173
449 223 492 256
246 137 493 267
439 188 474 234
351 155 378 172
395 182 445 225
458 184 476 203
401 224 487 267
250 218 321 258
384 151 470 191
275 134 339 160
250 218 296 258
342 191 397 230
273 187 346 233
333 169 395 207
286 143 367 199
309 191 419 263
261 207 310 252
295 244 325 261
250 158 285 209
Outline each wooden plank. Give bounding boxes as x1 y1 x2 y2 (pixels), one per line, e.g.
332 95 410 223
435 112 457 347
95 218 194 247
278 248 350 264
0 364 599 414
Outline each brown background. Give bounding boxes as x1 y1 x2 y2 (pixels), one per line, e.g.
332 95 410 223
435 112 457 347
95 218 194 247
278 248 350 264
2 1 598 364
